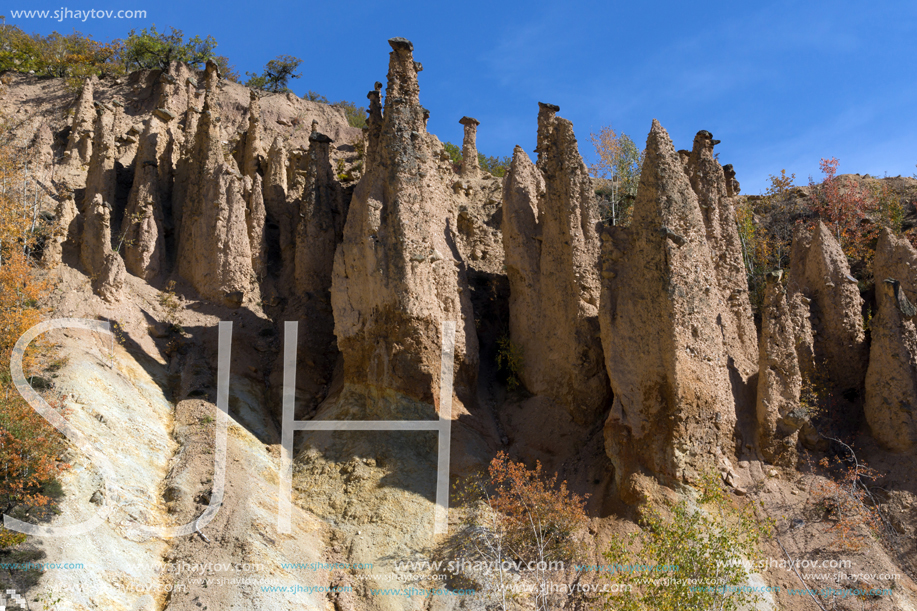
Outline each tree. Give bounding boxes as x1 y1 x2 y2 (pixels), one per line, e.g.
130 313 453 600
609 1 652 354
245 54 303 93
212 54 240 82
736 170 800 313
590 125 644 226
120 25 216 71
478 153 512 178
604 471 773 611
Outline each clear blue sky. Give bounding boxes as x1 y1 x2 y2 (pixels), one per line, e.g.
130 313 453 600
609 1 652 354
10 0 917 194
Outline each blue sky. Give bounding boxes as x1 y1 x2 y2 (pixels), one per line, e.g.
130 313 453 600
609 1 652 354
10 0 917 194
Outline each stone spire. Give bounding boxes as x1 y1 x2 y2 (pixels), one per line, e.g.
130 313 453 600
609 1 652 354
458 116 480 178
175 60 254 305
865 229 917 452
502 104 609 424
64 77 96 165
331 38 478 406
599 119 741 493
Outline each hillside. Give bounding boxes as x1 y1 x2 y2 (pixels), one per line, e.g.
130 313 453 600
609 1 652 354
0 36 916 611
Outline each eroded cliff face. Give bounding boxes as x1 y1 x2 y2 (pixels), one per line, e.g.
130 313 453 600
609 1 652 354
598 120 747 493
330 37 478 406
502 103 609 424
865 229 917 452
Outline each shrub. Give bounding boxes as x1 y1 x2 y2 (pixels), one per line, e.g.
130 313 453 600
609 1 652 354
0 120 67 546
495 335 523 391
332 100 367 129
452 452 588 610
443 141 462 170
120 25 216 71
604 470 773 611
478 153 511 178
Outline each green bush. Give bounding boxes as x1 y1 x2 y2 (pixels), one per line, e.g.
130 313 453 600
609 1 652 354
495 335 524 391
120 25 216 71
333 100 367 128
478 153 511 177
604 471 773 611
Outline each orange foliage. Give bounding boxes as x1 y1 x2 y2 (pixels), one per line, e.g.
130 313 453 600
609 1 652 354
486 452 588 561
0 121 66 544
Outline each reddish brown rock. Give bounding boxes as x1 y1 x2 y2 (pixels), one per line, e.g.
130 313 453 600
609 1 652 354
599 119 741 490
331 38 478 405
865 229 917 452
502 103 609 424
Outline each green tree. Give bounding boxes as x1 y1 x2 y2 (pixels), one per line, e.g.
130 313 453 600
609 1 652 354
245 54 303 93
478 153 512 178
590 125 644 225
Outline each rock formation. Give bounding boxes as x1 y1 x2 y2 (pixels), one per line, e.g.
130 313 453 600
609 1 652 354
121 117 168 281
264 135 292 281
787 222 868 397
459 116 480 178
64 77 96 165
331 37 478 405
502 103 609 423
82 103 116 215
279 131 350 416
175 61 254 305
865 229 917 452
82 195 125 301
242 90 265 179
684 131 758 382
756 271 804 464
599 119 742 491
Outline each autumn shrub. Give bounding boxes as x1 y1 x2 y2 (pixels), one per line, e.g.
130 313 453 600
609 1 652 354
604 470 773 611
451 452 588 610
806 452 884 553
